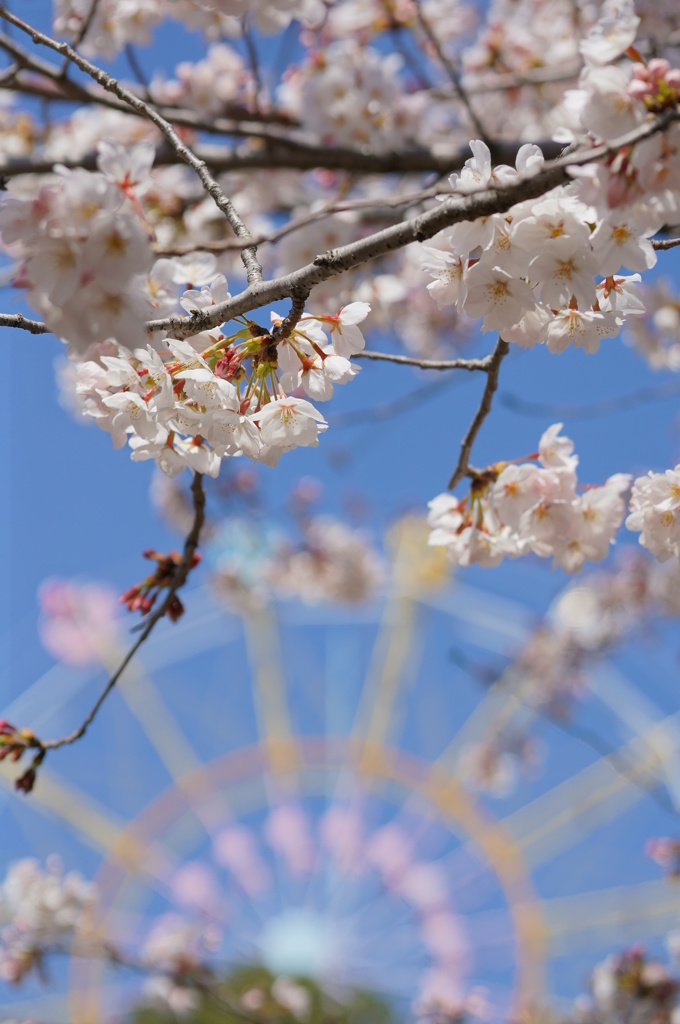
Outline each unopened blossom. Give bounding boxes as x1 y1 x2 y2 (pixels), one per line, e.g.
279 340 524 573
449 140 541 195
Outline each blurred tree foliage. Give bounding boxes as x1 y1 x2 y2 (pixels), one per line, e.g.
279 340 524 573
132 964 398 1024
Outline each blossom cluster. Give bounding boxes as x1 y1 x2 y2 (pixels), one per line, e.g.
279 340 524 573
626 464 680 560
420 0 680 355
278 41 420 153
625 277 680 370
37 577 119 666
210 513 385 608
0 140 155 354
151 469 385 607
0 858 95 984
428 424 630 572
68 294 367 477
53 0 325 57
141 912 219 1018
420 136 653 355
575 946 680 1024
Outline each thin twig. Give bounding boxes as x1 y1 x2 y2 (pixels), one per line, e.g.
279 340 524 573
652 235 680 250
241 17 262 115
0 6 263 286
0 61 18 85
414 0 490 142
13 474 205 790
153 182 447 256
124 43 151 97
0 313 50 334
330 372 462 428
500 377 680 420
354 350 490 371
0 31 294 132
461 60 583 95
447 336 509 490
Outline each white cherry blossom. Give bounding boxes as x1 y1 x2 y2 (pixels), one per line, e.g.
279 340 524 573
257 397 328 449
463 263 535 332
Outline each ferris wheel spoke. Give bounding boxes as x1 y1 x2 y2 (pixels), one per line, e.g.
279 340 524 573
431 666 531 776
351 594 420 755
542 878 680 954
502 714 680 868
0 762 180 899
243 605 301 789
104 647 234 839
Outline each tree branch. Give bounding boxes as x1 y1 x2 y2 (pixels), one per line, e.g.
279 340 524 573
354 350 490 370
0 32 296 135
153 182 447 256
447 337 509 490
0 134 566 181
652 235 680 250
0 6 263 286
0 313 50 334
2 114 678 346
12 473 205 789
145 108 680 339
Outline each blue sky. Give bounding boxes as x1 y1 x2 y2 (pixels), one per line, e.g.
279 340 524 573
3 3 680 1018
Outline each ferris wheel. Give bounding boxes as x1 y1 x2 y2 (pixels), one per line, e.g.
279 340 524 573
2 519 680 1024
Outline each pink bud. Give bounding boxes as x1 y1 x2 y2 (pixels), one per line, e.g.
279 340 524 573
628 79 653 99
648 58 671 79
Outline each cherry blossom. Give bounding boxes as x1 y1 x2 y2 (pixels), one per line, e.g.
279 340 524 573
626 466 680 560
428 425 630 571
0 858 96 983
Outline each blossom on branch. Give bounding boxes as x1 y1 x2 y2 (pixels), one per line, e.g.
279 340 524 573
428 424 631 572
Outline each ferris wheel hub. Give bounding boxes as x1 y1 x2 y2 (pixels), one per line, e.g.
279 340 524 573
259 908 339 978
